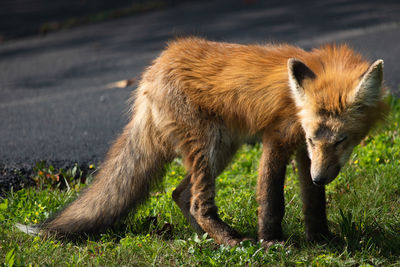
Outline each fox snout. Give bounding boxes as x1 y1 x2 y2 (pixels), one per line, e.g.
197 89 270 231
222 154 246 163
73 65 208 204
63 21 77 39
310 163 341 186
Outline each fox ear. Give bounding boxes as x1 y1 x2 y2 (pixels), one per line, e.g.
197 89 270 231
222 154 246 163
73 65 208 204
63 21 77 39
288 58 316 106
348 59 384 107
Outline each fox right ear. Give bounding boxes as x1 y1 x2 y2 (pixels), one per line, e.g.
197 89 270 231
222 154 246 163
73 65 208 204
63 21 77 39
348 59 384 107
288 58 316 106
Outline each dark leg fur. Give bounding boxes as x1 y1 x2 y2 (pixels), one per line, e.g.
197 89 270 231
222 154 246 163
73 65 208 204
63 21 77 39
172 174 204 234
257 137 292 246
296 146 332 242
175 124 251 246
188 154 244 246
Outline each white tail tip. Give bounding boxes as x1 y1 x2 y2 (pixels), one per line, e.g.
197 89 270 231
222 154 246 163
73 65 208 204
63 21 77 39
15 223 40 236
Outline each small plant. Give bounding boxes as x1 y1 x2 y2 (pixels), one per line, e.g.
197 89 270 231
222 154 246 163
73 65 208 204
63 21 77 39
5 248 16 267
32 162 94 190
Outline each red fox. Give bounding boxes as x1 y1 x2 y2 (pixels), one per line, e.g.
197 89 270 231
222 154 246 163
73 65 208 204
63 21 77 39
18 37 388 247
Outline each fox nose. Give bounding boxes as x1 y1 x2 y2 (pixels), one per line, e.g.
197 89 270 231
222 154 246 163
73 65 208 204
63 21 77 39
311 164 341 186
312 176 327 186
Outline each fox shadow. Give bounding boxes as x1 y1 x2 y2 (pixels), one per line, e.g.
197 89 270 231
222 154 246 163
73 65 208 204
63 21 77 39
286 220 400 258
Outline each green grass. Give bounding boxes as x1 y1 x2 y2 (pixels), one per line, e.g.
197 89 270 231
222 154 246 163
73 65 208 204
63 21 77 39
1 97 400 266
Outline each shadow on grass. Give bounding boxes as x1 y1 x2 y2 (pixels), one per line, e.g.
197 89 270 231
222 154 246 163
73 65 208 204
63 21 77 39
334 211 400 258
280 211 400 260
58 214 178 245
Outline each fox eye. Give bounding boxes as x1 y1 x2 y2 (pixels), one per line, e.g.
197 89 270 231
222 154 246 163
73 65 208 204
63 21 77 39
308 138 315 147
334 135 347 147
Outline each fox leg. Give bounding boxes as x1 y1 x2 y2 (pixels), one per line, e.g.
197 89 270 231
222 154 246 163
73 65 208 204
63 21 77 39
257 138 292 246
172 139 240 236
296 146 331 242
176 128 248 246
172 174 204 234
188 153 245 246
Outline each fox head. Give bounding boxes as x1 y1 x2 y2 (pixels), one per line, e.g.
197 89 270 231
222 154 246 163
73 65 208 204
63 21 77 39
287 53 385 186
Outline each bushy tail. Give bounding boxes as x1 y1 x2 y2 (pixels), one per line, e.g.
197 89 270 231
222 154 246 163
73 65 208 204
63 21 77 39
41 110 172 236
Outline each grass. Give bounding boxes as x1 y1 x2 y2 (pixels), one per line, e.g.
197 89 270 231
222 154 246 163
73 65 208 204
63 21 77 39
1 96 400 266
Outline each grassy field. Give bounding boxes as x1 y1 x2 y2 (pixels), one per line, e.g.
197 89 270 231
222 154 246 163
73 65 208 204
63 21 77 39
1 97 400 266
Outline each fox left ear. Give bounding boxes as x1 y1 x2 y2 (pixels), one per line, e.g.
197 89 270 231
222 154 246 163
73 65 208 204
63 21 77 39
288 58 316 106
348 59 384 107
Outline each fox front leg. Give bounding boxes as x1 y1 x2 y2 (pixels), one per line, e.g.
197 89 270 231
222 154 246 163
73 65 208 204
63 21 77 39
296 146 332 242
257 138 292 247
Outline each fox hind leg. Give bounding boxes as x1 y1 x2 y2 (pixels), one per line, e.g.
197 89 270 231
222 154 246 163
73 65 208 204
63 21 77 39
172 137 241 236
175 124 251 246
172 174 204 234
187 145 242 246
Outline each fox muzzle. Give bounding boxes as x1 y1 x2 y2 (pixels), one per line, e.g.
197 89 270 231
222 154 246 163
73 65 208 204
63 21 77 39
311 164 341 186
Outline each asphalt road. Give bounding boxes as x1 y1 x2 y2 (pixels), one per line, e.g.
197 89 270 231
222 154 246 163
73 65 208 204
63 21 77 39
1 0 400 188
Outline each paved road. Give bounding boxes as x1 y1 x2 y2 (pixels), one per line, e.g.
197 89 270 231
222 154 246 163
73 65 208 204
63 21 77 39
0 0 184 39
1 0 400 186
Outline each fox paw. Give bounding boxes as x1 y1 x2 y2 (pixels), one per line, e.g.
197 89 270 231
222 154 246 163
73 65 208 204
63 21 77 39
261 240 285 251
306 230 336 243
226 236 255 247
